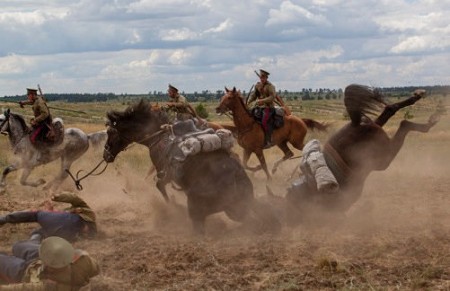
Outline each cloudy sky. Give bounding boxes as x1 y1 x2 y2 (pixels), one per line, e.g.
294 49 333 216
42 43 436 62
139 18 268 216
0 0 449 95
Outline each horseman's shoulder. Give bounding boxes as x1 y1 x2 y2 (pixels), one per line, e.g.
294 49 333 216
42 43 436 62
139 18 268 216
177 94 187 102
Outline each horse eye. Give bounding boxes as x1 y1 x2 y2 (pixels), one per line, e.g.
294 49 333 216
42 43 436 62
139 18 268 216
113 121 117 126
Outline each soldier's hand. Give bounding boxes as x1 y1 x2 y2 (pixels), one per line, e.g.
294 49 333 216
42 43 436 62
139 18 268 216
30 119 36 126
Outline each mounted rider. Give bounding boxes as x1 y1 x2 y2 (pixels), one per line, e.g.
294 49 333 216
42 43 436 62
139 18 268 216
247 69 276 149
18 88 54 145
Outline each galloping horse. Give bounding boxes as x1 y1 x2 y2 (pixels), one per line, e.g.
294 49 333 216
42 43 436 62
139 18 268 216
216 87 327 179
0 109 106 191
285 84 441 223
103 99 280 234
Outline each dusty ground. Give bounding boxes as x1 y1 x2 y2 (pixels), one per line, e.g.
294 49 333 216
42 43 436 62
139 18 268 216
1 117 449 290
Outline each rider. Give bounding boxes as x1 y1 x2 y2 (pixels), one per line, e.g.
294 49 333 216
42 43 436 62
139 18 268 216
0 236 99 289
164 84 196 122
18 88 53 144
247 69 276 149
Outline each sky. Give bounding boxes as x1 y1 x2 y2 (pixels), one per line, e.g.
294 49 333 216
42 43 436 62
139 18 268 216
0 0 449 95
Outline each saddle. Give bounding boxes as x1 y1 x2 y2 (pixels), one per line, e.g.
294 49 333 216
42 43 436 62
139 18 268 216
251 106 285 129
31 118 65 150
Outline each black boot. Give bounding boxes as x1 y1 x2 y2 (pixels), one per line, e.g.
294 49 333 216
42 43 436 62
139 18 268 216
0 216 7 226
0 211 38 225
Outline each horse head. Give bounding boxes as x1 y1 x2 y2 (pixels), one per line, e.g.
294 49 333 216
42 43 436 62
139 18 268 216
103 99 165 163
216 87 243 114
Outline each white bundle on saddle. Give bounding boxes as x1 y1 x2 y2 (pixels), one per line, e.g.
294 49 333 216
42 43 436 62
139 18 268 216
177 129 234 160
300 139 339 193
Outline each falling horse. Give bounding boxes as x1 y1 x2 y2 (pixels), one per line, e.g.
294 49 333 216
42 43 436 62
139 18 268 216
284 84 441 224
216 87 327 179
103 99 280 234
0 109 106 191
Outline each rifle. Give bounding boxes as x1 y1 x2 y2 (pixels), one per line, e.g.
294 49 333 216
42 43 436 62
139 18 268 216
245 85 254 105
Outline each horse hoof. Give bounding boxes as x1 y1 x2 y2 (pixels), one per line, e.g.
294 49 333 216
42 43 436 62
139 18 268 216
37 179 46 186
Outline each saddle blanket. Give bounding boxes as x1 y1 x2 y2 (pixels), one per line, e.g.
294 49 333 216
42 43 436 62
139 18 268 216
300 139 339 193
176 129 234 160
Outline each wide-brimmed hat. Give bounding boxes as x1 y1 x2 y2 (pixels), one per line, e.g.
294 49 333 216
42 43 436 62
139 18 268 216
39 236 75 268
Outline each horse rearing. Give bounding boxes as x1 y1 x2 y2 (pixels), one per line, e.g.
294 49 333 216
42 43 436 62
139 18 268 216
216 87 327 179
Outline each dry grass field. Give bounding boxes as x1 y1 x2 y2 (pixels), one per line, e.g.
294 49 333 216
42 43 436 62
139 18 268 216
0 96 449 290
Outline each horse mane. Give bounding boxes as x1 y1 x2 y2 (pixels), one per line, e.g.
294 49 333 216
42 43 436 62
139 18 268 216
10 113 29 131
344 84 385 125
107 99 168 129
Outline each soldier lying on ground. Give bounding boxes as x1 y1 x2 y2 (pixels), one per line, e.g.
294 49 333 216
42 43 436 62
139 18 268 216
0 236 99 290
0 192 97 242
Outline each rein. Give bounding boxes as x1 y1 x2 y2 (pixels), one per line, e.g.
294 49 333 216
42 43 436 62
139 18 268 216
66 159 108 190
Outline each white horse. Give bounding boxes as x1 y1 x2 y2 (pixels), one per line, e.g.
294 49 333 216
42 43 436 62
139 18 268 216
0 109 106 191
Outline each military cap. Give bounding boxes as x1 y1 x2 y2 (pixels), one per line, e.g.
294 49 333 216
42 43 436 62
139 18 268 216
259 69 270 77
168 84 178 92
27 88 38 94
39 236 75 268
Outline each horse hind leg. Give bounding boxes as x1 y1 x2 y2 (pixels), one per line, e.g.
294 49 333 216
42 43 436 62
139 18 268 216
272 142 294 174
20 167 45 187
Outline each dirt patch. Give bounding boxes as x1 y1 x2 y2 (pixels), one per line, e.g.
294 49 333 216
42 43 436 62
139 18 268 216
1 133 449 290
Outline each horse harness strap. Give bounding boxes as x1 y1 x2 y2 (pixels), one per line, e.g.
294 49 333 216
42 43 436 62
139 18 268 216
323 143 352 185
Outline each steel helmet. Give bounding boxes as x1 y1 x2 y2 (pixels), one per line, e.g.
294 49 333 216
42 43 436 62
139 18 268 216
39 236 75 268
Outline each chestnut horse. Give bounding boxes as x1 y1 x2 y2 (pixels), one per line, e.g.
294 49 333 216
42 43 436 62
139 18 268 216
285 84 441 224
216 87 327 179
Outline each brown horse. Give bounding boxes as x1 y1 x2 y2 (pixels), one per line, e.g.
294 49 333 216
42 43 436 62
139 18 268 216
216 87 327 179
284 84 441 224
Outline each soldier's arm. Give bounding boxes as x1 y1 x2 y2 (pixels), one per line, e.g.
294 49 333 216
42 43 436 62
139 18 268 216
257 85 276 105
52 193 90 209
32 100 50 123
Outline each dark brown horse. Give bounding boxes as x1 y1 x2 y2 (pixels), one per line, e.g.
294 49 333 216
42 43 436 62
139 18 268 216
216 87 327 179
285 84 441 224
103 100 280 234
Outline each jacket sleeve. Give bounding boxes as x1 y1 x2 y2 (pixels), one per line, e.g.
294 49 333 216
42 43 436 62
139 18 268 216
52 193 90 209
33 99 50 123
258 84 276 105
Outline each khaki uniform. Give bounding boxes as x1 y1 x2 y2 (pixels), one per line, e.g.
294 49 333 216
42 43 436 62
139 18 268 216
248 81 276 108
0 250 100 291
31 96 51 124
167 93 194 121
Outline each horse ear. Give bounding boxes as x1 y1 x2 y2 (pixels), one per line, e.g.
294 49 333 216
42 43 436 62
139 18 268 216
233 87 236 93
225 87 229 92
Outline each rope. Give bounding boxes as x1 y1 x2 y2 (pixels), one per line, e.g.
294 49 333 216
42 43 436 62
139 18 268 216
66 159 108 190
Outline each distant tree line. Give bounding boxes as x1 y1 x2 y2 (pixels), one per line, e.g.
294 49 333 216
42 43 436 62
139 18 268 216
1 85 449 103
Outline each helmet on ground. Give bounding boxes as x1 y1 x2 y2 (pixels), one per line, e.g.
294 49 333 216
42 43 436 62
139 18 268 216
39 236 75 268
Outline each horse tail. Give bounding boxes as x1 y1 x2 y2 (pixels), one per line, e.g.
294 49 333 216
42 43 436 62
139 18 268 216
87 130 107 148
301 118 328 132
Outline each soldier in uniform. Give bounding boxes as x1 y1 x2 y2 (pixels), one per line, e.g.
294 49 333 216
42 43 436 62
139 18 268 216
0 236 99 290
0 192 97 243
247 69 277 148
18 88 53 144
164 84 197 122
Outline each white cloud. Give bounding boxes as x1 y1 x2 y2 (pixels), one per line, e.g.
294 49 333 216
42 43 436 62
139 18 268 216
0 0 449 96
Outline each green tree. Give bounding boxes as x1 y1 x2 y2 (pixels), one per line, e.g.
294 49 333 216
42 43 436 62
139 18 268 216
195 103 209 119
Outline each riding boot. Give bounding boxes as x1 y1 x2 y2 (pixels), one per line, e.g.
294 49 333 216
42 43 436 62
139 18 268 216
263 124 274 149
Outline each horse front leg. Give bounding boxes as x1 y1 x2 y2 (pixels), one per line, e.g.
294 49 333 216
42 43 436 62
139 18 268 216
156 178 170 202
255 150 271 180
19 167 45 187
272 142 294 174
242 149 263 172
1 165 18 186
